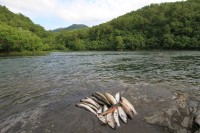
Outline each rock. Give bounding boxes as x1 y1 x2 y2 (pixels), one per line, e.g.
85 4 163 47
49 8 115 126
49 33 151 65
139 95 151 103
172 95 177 100
196 110 200 115
44 129 51 133
159 99 165 102
164 107 180 117
195 112 200 126
177 128 188 133
176 93 189 109
189 101 199 114
181 117 191 128
144 112 165 125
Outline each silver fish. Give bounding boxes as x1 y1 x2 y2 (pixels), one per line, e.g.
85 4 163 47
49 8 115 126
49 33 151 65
113 109 120 127
103 105 108 112
97 107 102 113
95 92 111 105
120 101 134 119
96 107 107 124
99 103 120 116
107 112 116 129
90 96 105 105
121 97 138 115
80 102 98 112
115 92 121 103
97 114 107 124
118 106 127 123
76 103 97 115
92 93 110 106
105 92 117 105
81 98 101 109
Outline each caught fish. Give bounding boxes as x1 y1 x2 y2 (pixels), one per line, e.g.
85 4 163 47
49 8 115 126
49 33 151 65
77 92 137 130
95 92 111 105
120 101 134 119
92 93 110 106
113 109 120 127
80 102 98 112
96 107 107 124
105 92 117 105
76 103 97 115
115 92 121 103
103 105 108 112
118 106 127 123
107 112 116 129
121 97 138 115
97 114 107 124
81 98 101 109
90 96 105 105
102 105 108 124
99 103 120 116
97 107 102 113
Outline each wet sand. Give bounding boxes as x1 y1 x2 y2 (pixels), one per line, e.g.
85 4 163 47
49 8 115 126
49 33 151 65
0 80 199 133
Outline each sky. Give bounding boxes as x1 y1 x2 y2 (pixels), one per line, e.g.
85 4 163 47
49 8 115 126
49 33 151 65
0 0 183 30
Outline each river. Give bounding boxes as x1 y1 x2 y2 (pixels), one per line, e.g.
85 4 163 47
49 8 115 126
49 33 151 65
0 51 200 133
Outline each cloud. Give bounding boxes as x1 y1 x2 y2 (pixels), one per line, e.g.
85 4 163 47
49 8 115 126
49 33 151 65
0 0 183 30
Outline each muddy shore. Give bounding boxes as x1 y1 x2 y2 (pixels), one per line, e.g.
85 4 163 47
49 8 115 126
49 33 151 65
0 80 199 133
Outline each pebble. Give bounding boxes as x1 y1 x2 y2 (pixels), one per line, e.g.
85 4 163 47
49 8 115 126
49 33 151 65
172 95 177 100
177 128 188 133
195 110 200 126
189 101 199 114
159 99 165 102
181 117 190 128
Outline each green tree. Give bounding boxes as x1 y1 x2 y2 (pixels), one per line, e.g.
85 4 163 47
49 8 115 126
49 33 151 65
115 36 124 50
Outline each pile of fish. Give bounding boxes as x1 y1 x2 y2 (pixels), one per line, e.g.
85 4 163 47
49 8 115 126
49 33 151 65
76 92 138 129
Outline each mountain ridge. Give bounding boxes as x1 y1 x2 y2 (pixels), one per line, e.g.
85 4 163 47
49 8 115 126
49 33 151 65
52 24 88 32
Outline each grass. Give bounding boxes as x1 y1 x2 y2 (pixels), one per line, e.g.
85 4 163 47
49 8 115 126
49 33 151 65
0 51 50 56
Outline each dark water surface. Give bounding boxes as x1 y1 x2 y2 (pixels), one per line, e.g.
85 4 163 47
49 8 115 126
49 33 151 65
0 51 200 133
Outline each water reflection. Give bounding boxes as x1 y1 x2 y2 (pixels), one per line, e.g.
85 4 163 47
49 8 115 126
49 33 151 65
0 51 200 120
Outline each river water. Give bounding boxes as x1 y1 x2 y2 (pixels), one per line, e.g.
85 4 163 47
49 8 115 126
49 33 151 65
0 51 200 133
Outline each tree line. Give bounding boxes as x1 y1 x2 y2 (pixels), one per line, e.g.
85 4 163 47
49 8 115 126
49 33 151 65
55 0 200 51
0 0 200 52
0 5 57 52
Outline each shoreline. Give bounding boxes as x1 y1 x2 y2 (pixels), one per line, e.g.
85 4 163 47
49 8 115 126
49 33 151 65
1 50 200 57
1 80 199 133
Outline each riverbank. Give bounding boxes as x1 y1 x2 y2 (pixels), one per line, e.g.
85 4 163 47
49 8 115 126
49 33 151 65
0 80 199 133
1 50 200 57
0 51 199 133
0 51 49 56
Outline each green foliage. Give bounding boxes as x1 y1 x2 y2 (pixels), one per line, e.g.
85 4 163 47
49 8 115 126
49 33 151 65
1 0 200 52
54 0 200 51
0 5 57 52
115 36 124 50
0 24 43 52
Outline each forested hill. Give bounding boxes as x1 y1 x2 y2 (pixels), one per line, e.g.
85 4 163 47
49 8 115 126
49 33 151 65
52 24 88 32
1 0 200 53
56 0 200 51
0 5 46 37
0 5 57 52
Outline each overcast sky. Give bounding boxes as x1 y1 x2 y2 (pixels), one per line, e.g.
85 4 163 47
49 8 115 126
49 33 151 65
0 0 183 30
